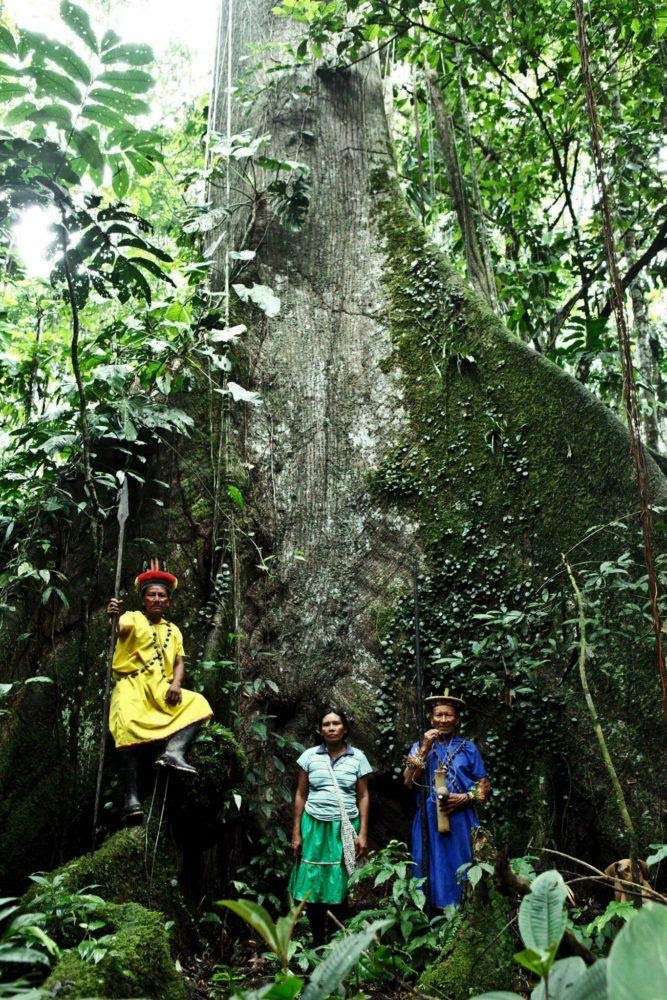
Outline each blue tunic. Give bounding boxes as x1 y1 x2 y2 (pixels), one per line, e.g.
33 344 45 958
409 736 487 908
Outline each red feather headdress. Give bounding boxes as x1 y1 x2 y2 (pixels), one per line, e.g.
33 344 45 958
134 558 178 594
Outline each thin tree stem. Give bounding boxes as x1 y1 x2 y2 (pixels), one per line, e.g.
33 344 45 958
59 210 101 556
412 66 426 221
562 556 636 845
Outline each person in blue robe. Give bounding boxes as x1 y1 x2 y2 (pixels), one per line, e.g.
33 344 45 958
404 691 491 909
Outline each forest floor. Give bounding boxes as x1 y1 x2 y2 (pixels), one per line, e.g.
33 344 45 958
181 946 412 999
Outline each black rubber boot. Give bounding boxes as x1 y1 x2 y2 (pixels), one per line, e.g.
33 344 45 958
118 748 144 823
155 722 200 775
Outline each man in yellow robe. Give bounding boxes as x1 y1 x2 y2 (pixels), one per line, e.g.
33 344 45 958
107 567 212 820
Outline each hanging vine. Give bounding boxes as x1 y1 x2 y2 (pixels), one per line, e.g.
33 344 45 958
573 0 667 719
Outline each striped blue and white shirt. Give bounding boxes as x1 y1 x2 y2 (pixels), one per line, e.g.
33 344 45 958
297 744 373 821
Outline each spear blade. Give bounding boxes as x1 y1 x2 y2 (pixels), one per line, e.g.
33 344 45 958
117 477 129 528
112 479 129 600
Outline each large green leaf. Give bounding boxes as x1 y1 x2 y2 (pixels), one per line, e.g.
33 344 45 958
118 236 171 262
569 959 608 1000
0 25 17 56
31 66 81 105
272 899 308 968
80 102 127 130
531 957 586 1000
125 149 154 176
88 86 150 116
0 58 21 76
119 260 152 302
217 899 279 955
100 29 121 53
608 904 667 999
101 43 154 66
0 81 28 101
28 104 72 130
473 994 522 999
19 30 91 85
518 870 568 953
60 1 98 53
238 978 303 1000
97 69 153 94
70 127 104 171
109 154 129 199
128 256 174 285
302 919 393 1000
4 100 37 125
111 127 161 157
0 944 50 965
515 945 558 979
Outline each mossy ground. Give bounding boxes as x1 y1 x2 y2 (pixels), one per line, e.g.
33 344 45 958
21 826 191 935
44 901 186 1000
419 885 516 999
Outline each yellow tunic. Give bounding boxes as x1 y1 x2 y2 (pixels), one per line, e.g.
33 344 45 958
109 611 212 749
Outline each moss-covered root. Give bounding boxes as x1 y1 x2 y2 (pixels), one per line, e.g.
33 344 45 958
44 901 186 999
24 827 183 920
418 887 516 999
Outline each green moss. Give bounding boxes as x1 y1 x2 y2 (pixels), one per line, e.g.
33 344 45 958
419 887 515 998
368 167 666 855
44 901 186 999
25 828 188 929
371 167 665 562
174 721 246 820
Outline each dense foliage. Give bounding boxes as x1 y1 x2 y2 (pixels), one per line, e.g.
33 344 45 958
0 1 202 620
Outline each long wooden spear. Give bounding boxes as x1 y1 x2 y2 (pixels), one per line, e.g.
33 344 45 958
413 562 431 911
92 478 130 844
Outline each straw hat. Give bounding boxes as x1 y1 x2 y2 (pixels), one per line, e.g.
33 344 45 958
425 688 465 708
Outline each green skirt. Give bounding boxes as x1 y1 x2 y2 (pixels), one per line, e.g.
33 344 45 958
289 812 360 904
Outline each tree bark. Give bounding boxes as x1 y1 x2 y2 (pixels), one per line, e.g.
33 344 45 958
209 0 417 735
454 48 499 313
2 0 667 895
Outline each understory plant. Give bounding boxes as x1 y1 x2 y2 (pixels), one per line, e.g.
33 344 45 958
474 869 667 1000
217 896 392 1000
343 840 456 983
0 871 115 993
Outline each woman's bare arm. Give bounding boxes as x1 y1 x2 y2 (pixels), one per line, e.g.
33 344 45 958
355 775 369 858
291 768 308 859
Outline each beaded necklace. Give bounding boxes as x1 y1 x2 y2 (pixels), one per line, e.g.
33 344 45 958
143 615 173 679
430 737 467 797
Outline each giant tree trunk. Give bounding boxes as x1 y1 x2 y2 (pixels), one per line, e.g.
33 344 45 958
209 0 666 855
209 1 416 735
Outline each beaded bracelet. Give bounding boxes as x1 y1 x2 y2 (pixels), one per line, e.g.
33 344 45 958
406 753 426 769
